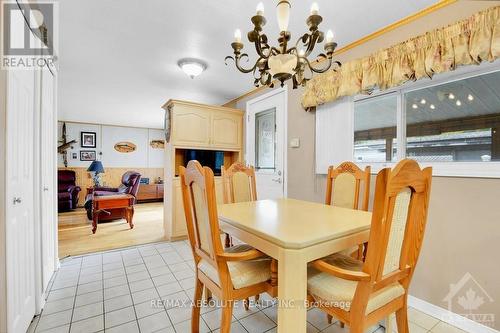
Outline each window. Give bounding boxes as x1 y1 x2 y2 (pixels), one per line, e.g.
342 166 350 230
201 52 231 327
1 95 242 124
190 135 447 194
255 108 276 170
405 71 500 162
349 65 500 177
354 94 397 162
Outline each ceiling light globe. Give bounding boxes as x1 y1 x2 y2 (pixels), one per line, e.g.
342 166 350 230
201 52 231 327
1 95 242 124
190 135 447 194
178 59 207 79
412 104 418 109
420 99 426 104
456 100 462 106
468 94 474 101
448 93 455 100
430 104 435 110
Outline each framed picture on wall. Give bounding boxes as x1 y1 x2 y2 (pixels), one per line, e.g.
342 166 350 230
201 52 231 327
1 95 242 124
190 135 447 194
80 150 96 161
81 131 96 148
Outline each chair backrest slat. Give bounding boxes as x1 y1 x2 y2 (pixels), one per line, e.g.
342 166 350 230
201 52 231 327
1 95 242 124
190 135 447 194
325 162 371 211
363 159 432 289
221 162 257 204
179 160 223 268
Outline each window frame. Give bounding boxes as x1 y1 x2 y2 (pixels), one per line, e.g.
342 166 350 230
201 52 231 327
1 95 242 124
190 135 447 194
352 60 500 178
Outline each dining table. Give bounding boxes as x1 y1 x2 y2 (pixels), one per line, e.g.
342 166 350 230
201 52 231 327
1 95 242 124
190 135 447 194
218 198 372 333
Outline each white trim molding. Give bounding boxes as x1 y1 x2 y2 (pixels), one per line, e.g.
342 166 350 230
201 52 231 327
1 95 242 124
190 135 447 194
408 295 499 333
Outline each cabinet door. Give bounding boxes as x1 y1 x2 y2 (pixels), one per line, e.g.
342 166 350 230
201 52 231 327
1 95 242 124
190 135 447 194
172 107 210 147
137 185 157 201
211 111 242 149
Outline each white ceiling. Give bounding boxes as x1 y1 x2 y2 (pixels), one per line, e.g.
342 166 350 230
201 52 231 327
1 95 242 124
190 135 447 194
58 0 438 128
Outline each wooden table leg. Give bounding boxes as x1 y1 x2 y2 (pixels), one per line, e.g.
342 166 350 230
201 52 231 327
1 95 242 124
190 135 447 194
127 207 134 229
92 211 98 234
277 249 307 333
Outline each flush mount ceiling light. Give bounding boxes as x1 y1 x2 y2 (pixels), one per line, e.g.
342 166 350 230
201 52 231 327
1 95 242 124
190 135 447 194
178 58 207 79
226 1 340 89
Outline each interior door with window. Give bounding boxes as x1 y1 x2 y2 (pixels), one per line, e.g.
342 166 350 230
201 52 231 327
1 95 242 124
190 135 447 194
246 88 286 199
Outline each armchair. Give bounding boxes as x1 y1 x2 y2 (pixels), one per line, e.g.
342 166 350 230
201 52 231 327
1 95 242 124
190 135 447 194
85 171 141 221
58 170 81 212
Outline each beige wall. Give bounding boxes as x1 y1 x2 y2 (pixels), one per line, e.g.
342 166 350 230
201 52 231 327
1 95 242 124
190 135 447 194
234 1 500 329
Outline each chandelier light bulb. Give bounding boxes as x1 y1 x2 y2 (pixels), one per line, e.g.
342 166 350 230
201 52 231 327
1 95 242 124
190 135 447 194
256 2 264 16
412 104 418 109
234 29 242 43
448 93 455 100
310 2 319 15
456 100 462 106
430 104 435 110
420 99 426 104
326 30 334 43
468 94 474 101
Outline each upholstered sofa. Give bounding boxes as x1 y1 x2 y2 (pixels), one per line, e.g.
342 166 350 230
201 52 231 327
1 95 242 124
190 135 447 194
58 170 82 212
84 171 141 220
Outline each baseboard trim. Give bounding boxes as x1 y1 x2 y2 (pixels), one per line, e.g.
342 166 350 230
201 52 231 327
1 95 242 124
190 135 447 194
408 295 499 333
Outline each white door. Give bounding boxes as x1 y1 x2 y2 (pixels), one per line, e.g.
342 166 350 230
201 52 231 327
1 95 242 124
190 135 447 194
6 69 37 333
246 87 287 199
40 66 57 294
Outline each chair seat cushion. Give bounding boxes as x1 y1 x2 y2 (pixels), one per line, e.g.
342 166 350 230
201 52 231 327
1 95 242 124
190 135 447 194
307 253 405 314
198 244 271 290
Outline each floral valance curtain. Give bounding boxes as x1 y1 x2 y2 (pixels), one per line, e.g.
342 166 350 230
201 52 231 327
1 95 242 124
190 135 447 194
301 6 500 109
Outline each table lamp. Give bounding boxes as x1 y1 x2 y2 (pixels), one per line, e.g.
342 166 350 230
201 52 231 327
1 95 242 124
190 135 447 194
87 160 105 186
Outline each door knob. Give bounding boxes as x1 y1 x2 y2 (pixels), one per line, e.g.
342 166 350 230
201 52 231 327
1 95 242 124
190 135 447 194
13 197 22 204
271 178 282 184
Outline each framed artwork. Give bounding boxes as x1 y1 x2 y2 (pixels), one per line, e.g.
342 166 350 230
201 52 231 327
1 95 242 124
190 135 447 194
81 131 96 148
80 150 96 161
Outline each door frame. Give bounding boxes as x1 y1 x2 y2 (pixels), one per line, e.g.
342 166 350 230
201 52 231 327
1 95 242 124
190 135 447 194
245 86 288 197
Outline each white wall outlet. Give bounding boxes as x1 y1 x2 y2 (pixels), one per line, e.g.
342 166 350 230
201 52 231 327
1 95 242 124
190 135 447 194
290 138 300 148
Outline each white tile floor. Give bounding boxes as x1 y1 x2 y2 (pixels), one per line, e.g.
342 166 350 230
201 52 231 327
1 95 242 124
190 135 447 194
28 241 467 333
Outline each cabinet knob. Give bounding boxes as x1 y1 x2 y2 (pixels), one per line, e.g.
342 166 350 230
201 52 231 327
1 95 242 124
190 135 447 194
13 197 22 204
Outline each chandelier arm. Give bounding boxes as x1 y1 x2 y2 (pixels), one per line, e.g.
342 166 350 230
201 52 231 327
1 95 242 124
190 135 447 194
304 55 333 74
234 54 259 74
304 32 321 57
270 46 281 56
250 34 271 59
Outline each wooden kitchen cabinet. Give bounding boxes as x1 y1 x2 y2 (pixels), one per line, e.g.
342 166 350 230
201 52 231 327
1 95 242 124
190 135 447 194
164 100 243 151
211 110 243 149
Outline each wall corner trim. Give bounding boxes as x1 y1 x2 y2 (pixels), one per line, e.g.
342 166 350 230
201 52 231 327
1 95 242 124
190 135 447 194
408 295 499 333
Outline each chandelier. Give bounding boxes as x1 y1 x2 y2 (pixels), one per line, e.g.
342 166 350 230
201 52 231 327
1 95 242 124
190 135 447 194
225 1 341 89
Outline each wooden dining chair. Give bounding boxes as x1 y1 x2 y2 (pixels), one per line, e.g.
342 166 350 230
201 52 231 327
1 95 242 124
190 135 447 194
221 162 258 247
308 159 432 333
325 162 371 259
179 160 274 333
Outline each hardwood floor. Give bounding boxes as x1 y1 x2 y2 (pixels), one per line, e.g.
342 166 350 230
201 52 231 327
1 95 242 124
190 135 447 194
58 202 166 258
